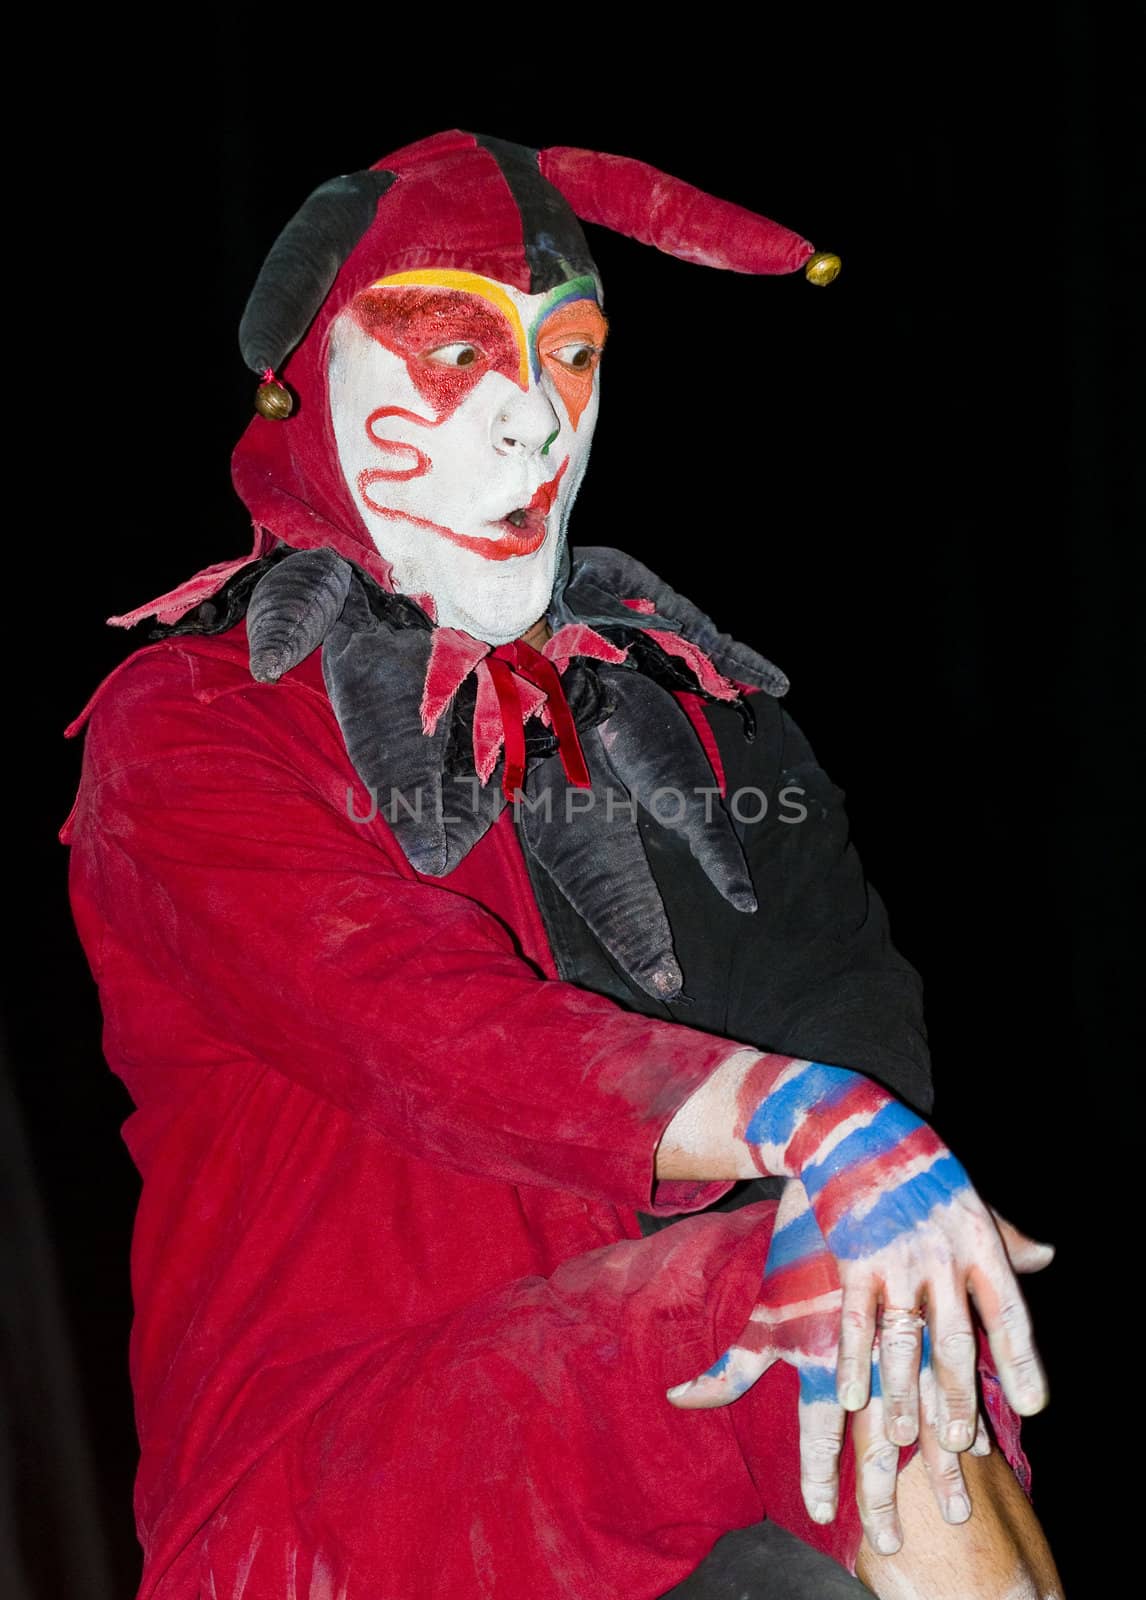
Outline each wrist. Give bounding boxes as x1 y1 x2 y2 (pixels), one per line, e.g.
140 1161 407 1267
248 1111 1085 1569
655 1046 765 1181
738 1060 968 1259
737 1057 921 1190
734 1057 882 1175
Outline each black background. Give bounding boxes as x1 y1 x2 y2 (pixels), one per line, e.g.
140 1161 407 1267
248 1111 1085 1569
7 8 1139 1595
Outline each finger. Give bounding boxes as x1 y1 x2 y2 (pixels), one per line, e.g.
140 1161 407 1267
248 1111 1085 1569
918 1354 972 1524
836 1276 878 1411
852 1393 903 1556
968 1261 1049 1416
989 1208 1055 1275
970 1412 992 1457
666 1344 772 1408
877 1300 925 1447
926 1275 979 1453
798 1390 846 1525
917 1414 972 1525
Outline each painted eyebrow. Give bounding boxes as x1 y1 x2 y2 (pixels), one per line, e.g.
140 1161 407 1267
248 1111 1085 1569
542 274 599 311
364 270 529 387
529 275 601 336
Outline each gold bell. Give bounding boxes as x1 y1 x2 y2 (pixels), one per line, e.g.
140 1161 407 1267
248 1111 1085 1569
804 251 842 287
255 378 293 420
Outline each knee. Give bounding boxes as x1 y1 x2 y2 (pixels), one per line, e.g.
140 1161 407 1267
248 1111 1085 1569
856 1450 1063 1600
972 1454 1063 1600
996 1538 1064 1600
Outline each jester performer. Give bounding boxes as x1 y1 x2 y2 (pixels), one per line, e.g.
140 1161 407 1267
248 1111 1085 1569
62 131 1063 1598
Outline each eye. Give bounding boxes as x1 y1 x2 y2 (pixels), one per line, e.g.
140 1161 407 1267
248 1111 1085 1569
425 343 481 368
549 342 601 373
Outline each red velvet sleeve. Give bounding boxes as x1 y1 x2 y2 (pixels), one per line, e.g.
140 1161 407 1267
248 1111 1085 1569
65 640 740 1213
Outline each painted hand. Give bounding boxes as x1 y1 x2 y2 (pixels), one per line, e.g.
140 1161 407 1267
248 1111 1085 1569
728 1058 1049 1451
662 1184 1005 1542
668 1179 850 1523
667 1180 1010 1545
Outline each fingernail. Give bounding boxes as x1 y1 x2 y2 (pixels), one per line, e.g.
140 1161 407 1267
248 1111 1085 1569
1018 1382 1047 1414
876 1529 900 1554
811 1500 836 1525
946 1494 971 1524
946 1420 973 1451
890 1416 916 1445
665 1383 690 1401
841 1380 866 1410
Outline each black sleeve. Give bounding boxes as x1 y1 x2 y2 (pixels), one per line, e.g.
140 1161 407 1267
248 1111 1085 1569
525 688 932 1110
517 685 933 1231
716 692 933 1116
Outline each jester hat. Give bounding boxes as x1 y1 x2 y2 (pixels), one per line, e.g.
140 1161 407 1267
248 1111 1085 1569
111 129 836 630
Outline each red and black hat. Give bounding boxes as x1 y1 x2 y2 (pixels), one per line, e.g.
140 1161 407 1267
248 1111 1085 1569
241 129 838 408
112 130 838 629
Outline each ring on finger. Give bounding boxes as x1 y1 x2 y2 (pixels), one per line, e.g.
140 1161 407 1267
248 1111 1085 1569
879 1304 925 1331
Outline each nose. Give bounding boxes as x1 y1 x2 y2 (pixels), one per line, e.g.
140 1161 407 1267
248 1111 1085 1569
491 380 560 458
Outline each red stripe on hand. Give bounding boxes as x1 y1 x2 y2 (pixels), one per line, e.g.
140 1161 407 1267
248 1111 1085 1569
730 1306 839 1360
770 1309 842 1359
784 1079 890 1173
812 1123 947 1238
763 1253 841 1307
734 1054 799 1167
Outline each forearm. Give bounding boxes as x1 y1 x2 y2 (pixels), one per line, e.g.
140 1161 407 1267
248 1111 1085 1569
656 1046 951 1217
656 1048 773 1181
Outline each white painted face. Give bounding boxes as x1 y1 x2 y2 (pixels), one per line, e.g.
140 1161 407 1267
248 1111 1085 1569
328 269 606 644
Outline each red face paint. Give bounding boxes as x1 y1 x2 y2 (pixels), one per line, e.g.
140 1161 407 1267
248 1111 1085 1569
362 409 434 483
360 457 570 561
351 288 521 419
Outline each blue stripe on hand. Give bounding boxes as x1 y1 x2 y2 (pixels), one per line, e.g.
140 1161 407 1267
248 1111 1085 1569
703 1350 732 1380
764 1207 824 1273
825 1154 972 1259
802 1100 924 1199
744 1063 856 1149
798 1365 840 1406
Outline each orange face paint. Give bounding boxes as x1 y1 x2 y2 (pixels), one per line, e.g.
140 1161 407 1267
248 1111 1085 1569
536 301 608 430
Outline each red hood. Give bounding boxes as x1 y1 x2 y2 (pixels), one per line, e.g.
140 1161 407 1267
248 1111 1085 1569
110 131 557 627
231 131 555 590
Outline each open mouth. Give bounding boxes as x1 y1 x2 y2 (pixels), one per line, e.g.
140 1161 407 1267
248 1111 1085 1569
484 459 570 556
373 458 574 563
489 501 549 552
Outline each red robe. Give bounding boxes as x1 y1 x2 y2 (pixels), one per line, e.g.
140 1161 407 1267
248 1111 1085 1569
63 610 1030 1597
63 622 859 1598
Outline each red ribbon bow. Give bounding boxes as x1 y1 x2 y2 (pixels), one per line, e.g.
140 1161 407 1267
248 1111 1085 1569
486 639 592 801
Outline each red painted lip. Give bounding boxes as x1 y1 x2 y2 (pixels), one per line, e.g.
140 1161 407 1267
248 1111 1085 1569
360 459 571 564
476 458 570 560
526 461 568 518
